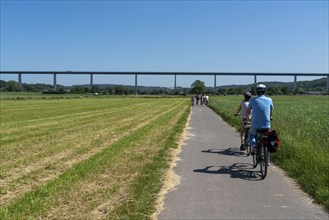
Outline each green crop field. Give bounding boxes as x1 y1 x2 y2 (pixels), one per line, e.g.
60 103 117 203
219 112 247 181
209 95 329 211
0 97 190 219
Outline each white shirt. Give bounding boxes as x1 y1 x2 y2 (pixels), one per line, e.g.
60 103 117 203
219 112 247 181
240 100 249 120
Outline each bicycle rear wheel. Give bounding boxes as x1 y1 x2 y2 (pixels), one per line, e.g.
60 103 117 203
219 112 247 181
245 132 251 156
259 144 268 179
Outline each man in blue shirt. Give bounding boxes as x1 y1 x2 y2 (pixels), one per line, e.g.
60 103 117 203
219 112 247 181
244 84 274 155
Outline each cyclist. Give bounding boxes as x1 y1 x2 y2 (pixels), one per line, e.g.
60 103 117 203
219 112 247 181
191 95 195 106
205 95 209 106
234 91 252 150
244 84 274 155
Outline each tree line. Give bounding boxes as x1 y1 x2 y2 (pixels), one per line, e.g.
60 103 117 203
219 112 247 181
190 80 328 96
218 85 306 95
1 78 328 96
0 80 180 95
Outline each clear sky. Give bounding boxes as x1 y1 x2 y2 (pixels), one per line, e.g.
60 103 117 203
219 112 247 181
0 0 328 87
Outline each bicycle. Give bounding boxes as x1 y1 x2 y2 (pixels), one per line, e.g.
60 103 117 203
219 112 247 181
242 117 252 156
252 129 269 179
234 114 251 155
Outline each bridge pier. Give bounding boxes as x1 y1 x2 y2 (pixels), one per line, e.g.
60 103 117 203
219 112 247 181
90 74 93 88
174 74 177 90
18 73 22 85
293 75 297 93
53 73 57 90
135 74 138 95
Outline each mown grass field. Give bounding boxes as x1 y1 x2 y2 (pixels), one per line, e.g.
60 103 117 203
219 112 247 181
0 97 190 219
209 95 329 211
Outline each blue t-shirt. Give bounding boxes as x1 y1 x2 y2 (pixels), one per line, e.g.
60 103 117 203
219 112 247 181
248 95 274 129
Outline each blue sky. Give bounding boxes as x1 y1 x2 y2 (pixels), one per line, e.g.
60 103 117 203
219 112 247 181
0 0 328 87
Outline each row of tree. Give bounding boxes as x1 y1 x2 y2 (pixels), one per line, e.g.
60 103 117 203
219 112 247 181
217 86 307 95
0 80 180 95
69 85 183 95
1 79 327 95
190 80 315 96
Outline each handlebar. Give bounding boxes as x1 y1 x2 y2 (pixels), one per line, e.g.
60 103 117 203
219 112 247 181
235 113 272 121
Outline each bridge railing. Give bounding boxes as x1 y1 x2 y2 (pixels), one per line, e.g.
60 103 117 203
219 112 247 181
1 71 328 94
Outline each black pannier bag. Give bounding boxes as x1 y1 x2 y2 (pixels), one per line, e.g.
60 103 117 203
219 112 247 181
267 130 281 153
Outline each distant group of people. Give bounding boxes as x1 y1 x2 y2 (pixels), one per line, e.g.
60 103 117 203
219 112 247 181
191 94 209 106
234 84 274 155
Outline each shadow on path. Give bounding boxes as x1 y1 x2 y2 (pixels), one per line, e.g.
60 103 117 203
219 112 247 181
198 148 263 180
193 163 263 181
202 147 246 157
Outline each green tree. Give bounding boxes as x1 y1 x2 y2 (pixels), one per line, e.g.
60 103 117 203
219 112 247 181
267 87 282 95
227 88 236 95
70 86 86 94
206 88 215 95
235 87 244 95
124 88 132 95
58 88 67 93
6 80 22 92
84 87 91 93
250 85 257 95
91 85 102 94
24 84 39 92
191 80 206 94
114 85 125 95
105 86 114 95
296 88 305 94
218 88 227 95
281 86 293 95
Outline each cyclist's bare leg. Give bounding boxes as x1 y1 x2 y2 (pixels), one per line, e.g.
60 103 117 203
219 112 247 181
239 128 246 150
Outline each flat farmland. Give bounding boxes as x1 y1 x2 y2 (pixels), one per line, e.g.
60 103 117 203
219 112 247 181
0 97 190 219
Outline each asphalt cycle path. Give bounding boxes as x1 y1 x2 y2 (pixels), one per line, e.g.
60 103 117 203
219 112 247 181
157 105 328 220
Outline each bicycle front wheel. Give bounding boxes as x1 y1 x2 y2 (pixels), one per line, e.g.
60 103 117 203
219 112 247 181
246 142 251 156
252 149 257 168
259 144 268 179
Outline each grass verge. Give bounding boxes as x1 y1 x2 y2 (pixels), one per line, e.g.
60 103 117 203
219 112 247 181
109 105 190 219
